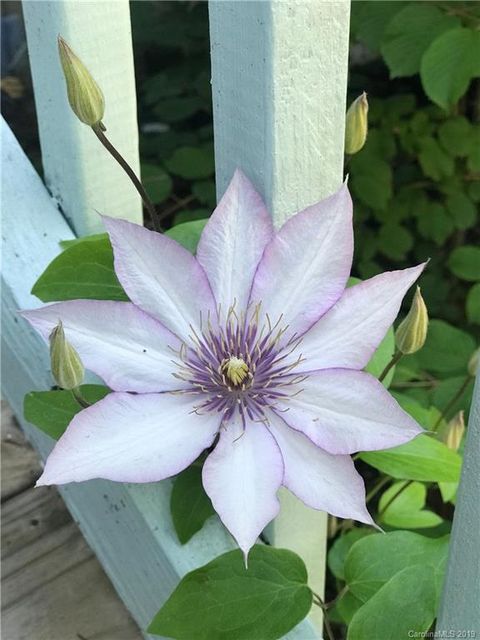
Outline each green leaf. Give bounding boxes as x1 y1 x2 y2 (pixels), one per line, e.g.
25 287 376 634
328 528 373 581
165 146 214 179
467 127 480 172
418 137 454 180
377 223 413 260
448 246 480 282
467 283 480 324
141 163 173 203
468 181 480 203
420 28 480 109
378 481 443 529
417 202 454 246
173 208 210 226
438 117 473 157
432 376 474 416
32 237 128 302
336 590 364 625
192 180 217 207
350 155 392 210
344 530 449 604
381 5 459 78
359 434 462 482
417 319 476 374
60 233 109 250
24 385 110 440
166 219 207 254
365 328 395 387
446 192 477 231
347 564 437 640
351 1 407 52
153 96 204 123
439 481 458 504
392 393 445 432
170 465 215 544
148 545 312 640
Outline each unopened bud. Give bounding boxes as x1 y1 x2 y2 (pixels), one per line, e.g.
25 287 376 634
395 287 428 355
441 411 465 452
49 321 84 390
58 36 105 127
468 347 479 377
345 92 368 155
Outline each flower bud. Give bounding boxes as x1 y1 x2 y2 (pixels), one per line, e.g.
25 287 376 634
49 321 84 390
441 411 465 452
58 36 105 126
345 92 368 155
395 287 428 355
468 347 479 377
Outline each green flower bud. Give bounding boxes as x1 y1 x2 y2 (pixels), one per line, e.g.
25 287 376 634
345 92 368 155
49 321 84 390
468 347 479 377
58 36 105 127
441 411 465 452
395 287 428 355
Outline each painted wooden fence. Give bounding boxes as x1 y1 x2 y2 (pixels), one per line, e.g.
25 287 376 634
2 1 478 638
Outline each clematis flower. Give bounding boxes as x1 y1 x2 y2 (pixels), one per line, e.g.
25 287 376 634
23 170 425 557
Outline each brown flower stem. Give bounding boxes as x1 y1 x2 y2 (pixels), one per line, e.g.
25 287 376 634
432 375 471 431
378 350 403 383
71 387 91 409
92 124 162 233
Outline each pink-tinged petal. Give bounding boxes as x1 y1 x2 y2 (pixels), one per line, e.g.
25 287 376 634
277 369 422 455
297 264 426 373
22 300 182 393
103 216 216 340
197 169 273 313
267 412 374 526
250 182 353 337
202 414 283 558
37 393 220 485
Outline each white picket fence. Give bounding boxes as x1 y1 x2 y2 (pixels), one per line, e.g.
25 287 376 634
1 1 477 638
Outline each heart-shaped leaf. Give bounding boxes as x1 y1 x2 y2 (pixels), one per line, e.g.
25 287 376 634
148 545 312 640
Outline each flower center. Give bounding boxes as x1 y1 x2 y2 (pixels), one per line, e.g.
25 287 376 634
222 356 250 386
171 303 307 424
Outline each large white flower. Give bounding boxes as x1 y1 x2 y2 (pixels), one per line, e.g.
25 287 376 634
23 170 424 557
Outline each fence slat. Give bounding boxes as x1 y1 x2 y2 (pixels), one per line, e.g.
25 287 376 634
210 0 351 629
1 113 316 640
22 0 142 236
436 373 480 633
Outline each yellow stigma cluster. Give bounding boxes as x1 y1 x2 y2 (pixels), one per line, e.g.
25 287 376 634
222 356 250 386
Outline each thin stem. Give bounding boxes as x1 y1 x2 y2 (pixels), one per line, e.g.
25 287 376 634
392 380 437 389
365 475 391 504
432 375 471 431
378 350 403 383
158 194 195 222
312 592 336 640
323 615 336 640
71 387 91 409
377 480 412 517
92 124 162 233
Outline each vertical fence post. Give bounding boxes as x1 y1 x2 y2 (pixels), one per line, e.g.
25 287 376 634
22 0 142 236
436 376 480 633
209 0 351 630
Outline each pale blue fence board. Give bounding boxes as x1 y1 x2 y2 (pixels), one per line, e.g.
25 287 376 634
437 373 480 633
1 115 319 640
